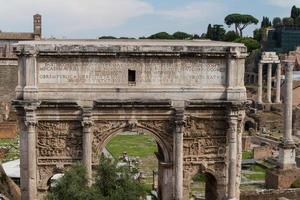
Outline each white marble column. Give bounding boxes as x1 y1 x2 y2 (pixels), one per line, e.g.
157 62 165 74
275 63 282 103
278 60 296 169
227 109 238 200
267 63 272 103
257 62 263 104
25 105 38 200
82 108 93 186
174 108 185 200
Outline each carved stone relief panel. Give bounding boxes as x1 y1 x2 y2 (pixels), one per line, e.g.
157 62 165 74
37 121 82 165
138 120 173 151
183 116 227 164
37 165 56 191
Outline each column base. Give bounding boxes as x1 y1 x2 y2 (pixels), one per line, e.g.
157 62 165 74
278 143 296 170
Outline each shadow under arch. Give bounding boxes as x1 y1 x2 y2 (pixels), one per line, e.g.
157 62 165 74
94 122 173 163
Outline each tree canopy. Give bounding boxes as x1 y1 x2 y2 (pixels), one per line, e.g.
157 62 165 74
172 31 192 39
234 37 260 52
148 32 174 39
291 5 300 19
205 24 226 41
224 13 258 37
272 17 282 28
282 17 294 26
47 157 146 200
261 16 272 28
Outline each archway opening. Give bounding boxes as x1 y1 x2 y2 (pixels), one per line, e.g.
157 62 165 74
245 120 256 132
102 130 163 198
190 172 217 200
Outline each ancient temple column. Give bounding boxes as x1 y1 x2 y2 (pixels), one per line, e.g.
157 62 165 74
257 62 263 104
82 108 93 186
267 63 272 103
275 63 282 103
284 61 294 143
25 105 38 200
227 109 238 200
174 108 185 200
279 60 296 169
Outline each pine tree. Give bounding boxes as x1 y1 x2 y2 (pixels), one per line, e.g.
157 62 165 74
206 24 213 39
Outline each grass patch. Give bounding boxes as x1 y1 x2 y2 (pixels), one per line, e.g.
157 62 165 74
251 164 266 173
291 178 300 188
242 164 266 181
244 173 265 181
242 151 253 160
106 134 158 194
106 134 157 158
0 137 19 162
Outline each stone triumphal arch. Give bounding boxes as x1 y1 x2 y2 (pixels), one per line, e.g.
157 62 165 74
13 40 247 200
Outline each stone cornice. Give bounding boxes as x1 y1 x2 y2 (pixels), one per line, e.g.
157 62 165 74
14 39 247 58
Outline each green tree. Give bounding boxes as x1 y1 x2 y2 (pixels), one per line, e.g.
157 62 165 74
234 37 260 52
282 17 294 26
206 24 213 39
93 156 145 200
224 13 259 37
148 32 174 39
253 28 263 42
272 17 282 28
47 164 103 200
205 24 226 41
291 5 300 19
192 34 201 39
223 31 239 42
98 36 117 39
172 31 192 39
47 157 146 200
261 16 271 28
295 16 300 27
213 25 226 41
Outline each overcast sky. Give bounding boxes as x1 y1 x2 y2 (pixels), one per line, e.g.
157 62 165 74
0 0 300 39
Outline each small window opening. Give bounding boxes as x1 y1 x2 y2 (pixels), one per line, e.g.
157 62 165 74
128 69 136 85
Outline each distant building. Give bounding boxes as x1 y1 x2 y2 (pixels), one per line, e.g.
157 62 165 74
0 14 42 136
265 27 300 53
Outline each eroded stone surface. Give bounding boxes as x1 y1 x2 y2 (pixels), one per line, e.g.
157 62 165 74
14 39 247 200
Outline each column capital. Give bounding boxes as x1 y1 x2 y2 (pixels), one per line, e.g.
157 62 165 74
82 118 94 128
174 108 186 129
227 106 239 118
81 107 94 127
25 119 37 128
24 103 38 128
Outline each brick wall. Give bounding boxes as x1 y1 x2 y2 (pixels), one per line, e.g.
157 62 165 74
0 61 18 123
240 188 300 200
253 145 272 160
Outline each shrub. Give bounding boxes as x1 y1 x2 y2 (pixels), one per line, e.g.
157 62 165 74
234 37 260 52
47 157 146 200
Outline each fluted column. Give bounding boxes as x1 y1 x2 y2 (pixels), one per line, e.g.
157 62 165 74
275 63 282 103
267 63 272 103
174 108 185 200
82 108 93 186
278 60 296 169
257 62 263 104
24 104 38 200
227 109 238 200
